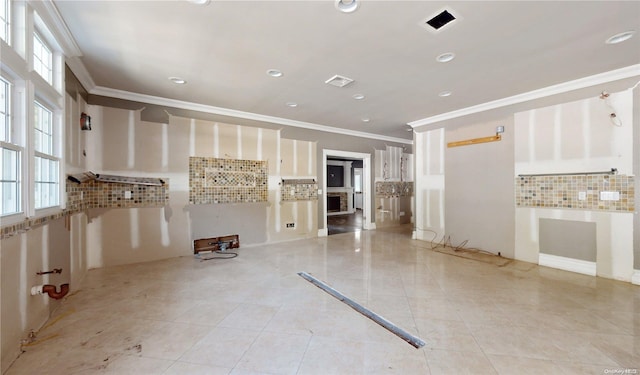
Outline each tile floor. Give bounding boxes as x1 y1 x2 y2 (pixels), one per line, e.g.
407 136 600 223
6 226 640 374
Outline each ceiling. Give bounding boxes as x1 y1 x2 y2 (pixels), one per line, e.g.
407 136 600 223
53 0 640 141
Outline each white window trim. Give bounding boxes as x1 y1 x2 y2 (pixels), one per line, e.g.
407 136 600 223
0 2 68 226
0 0 10 46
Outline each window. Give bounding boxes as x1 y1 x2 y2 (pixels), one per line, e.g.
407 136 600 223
1 147 20 215
0 0 9 45
33 33 53 84
1 77 21 216
34 101 58 209
0 76 9 142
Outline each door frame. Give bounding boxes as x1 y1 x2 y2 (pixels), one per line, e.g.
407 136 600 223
320 149 373 236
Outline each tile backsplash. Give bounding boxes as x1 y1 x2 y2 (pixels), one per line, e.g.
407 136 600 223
375 181 414 198
281 179 318 202
189 157 268 204
515 174 634 212
1 177 169 239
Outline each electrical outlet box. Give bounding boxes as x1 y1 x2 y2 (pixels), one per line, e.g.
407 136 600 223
124 191 132 199
286 223 295 228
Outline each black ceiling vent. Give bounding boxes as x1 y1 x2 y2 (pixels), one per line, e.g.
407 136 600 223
426 10 456 30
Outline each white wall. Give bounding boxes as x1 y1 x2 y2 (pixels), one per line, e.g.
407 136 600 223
414 129 445 241
514 89 635 281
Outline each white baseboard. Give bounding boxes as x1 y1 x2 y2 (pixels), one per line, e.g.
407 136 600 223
317 228 328 237
632 270 640 285
364 222 376 230
538 253 596 276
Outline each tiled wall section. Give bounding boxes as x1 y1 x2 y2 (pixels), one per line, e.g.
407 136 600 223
375 182 414 198
1 179 169 239
190 157 268 204
66 180 169 211
515 174 634 211
281 180 318 202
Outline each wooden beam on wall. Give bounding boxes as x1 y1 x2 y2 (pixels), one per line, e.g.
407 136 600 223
447 134 501 148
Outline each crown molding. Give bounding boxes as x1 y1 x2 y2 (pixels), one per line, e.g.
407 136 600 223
66 56 96 92
29 0 82 57
408 64 640 128
90 86 412 145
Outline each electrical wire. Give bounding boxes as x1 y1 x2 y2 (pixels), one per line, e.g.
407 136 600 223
196 250 238 261
414 228 499 256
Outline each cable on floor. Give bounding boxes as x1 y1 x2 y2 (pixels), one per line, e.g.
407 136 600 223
415 228 498 256
196 250 238 261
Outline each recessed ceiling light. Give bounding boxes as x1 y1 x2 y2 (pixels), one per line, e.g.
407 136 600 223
361 117 370 122
606 30 635 44
335 0 358 13
436 52 455 63
286 102 298 107
267 69 283 77
169 77 186 84
438 91 452 97
353 94 365 100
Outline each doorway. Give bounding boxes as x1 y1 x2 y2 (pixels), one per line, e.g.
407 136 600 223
321 149 372 236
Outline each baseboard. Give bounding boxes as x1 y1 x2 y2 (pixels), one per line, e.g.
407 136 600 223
632 270 640 285
317 228 328 237
364 222 376 230
538 253 596 276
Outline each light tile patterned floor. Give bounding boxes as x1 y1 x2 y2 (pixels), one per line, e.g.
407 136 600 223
6 226 640 374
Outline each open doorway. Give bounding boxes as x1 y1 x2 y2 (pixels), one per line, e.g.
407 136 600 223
321 149 372 236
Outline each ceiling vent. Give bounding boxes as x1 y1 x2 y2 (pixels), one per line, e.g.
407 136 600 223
325 74 354 88
425 10 456 30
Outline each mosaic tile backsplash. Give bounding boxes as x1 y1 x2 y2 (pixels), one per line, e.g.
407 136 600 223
1 177 169 239
190 157 268 204
66 179 169 211
281 179 318 202
515 174 634 212
375 182 414 198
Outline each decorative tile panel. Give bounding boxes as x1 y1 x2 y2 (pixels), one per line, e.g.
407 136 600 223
281 179 318 202
515 174 634 212
375 182 414 198
1 177 169 239
189 157 268 204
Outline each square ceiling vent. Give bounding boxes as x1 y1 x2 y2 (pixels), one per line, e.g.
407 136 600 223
325 74 354 88
421 9 459 32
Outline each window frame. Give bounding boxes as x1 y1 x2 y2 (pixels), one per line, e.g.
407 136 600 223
33 32 53 85
0 0 9 45
32 98 60 211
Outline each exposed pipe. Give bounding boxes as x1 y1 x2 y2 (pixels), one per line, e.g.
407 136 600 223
31 284 70 300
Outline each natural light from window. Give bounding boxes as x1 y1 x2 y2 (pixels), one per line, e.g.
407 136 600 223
33 33 53 85
1 77 21 216
34 101 58 209
0 0 9 45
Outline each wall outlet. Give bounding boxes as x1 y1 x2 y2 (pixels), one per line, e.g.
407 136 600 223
286 223 295 228
124 191 132 199
399 211 405 216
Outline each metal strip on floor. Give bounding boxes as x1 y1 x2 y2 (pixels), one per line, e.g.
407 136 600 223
297 271 425 349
